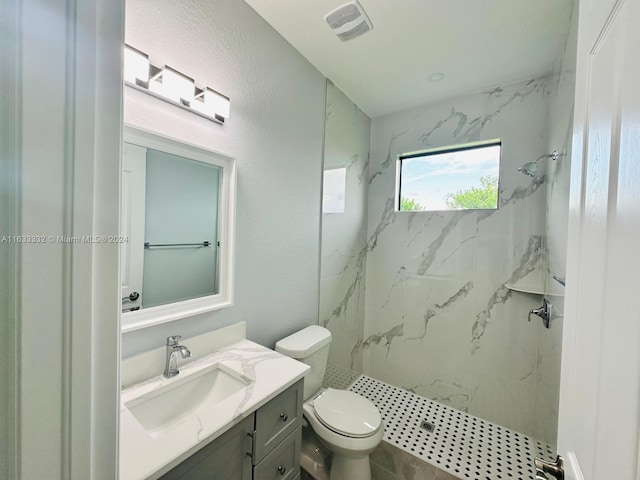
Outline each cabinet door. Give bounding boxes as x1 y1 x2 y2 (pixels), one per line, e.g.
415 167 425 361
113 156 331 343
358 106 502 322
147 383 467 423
253 427 301 480
159 415 253 480
254 380 303 463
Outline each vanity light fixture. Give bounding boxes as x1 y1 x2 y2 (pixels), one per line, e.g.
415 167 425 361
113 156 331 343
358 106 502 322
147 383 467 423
124 45 150 84
124 44 230 124
192 87 231 119
149 65 195 104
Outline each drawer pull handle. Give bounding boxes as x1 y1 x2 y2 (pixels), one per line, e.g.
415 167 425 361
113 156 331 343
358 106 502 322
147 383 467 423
280 413 288 422
278 466 286 476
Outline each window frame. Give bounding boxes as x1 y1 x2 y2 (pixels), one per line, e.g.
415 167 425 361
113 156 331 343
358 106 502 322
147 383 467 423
396 139 502 212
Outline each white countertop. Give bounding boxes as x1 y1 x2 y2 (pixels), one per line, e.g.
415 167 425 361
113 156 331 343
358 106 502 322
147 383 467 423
119 335 309 480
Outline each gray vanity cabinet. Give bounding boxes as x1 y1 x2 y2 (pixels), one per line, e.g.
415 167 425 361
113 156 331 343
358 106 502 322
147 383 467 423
251 379 303 480
253 427 301 480
158 379 303 480
159 414 253 480
253 379 303 462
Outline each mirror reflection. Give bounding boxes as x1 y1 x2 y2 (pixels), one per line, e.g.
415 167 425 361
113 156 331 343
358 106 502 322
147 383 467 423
121 142 222 312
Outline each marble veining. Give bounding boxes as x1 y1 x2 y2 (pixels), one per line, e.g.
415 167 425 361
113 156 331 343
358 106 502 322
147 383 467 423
351 323 404 363
325 250 366 324
208 345 284 417
425 381 478 407
416 211 467 276
471 235 544 351
407 281 474 341
320 75 563 443
119 338 308 480
320 81 371 371
369 128 409 185
346 152 370 184
357 154 370 184
380 266 407 309
417 80 549 147
322 196 395 328
406 211 441 246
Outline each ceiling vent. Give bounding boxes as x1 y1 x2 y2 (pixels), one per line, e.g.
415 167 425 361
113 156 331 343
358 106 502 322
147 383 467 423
324 1 373 41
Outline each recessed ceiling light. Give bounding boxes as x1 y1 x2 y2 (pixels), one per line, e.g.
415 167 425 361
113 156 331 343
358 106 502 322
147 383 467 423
429 72 446 82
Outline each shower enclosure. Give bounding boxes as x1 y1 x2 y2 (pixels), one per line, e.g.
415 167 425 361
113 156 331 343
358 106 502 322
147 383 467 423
319 29 576 455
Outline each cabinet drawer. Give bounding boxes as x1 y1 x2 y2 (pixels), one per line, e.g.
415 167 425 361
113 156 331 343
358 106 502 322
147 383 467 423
254 379 303 462
253 426 301 480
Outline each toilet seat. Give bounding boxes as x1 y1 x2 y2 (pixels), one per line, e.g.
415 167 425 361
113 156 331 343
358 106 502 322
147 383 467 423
313 389 381 438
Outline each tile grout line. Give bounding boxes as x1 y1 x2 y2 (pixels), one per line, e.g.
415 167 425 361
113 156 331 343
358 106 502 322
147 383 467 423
323 364 555 480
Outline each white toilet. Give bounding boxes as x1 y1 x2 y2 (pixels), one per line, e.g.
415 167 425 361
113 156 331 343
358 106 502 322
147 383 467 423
275 326 383 480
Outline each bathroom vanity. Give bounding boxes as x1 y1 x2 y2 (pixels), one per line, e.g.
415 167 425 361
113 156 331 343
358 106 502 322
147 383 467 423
160 380 303 480
119 323 308 480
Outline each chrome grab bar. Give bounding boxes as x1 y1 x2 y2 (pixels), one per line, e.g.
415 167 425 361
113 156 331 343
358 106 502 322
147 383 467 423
144 241 211 249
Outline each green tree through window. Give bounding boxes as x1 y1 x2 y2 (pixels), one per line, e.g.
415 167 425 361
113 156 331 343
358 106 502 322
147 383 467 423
398 141 501 211
444 175 498 210
400 196 424 211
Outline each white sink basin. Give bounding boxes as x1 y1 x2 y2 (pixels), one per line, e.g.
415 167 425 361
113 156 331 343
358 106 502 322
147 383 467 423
125 363 251 433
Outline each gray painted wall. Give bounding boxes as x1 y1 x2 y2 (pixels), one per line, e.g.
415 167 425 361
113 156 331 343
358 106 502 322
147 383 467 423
122 0 326 357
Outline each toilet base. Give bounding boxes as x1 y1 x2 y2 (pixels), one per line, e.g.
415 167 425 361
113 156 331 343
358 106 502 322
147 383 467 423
300 424 330 480
300 452 330 480
329 453 371 480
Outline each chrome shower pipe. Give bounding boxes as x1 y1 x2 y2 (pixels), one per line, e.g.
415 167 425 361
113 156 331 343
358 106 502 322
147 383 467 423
518 150 559 177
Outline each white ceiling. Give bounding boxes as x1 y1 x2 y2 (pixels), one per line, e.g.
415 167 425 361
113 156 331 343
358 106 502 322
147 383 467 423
244 0 574 118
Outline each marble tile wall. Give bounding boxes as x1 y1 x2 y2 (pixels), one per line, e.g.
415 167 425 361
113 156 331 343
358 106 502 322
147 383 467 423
359 76 556 443
319 81 371 372
319 71 574 446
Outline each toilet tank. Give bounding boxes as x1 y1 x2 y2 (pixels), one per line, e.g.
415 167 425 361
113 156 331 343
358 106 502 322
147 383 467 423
275 326 331 400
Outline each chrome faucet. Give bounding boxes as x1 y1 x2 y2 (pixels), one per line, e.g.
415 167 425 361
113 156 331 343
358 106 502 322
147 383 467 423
163 335 192 378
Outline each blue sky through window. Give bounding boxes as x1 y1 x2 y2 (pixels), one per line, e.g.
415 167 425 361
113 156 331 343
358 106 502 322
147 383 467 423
399 143 500 211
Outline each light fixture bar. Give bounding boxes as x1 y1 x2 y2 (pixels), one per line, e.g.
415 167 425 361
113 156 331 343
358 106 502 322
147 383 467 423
125 81 225 125
124 45 150 85
123 44 230 124
192 87 230 122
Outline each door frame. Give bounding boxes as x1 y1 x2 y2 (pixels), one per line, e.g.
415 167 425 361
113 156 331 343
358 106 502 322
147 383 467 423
2 0 125 478
557 0 640 478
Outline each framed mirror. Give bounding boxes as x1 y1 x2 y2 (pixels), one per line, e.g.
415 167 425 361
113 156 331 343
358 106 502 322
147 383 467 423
121 125 236 332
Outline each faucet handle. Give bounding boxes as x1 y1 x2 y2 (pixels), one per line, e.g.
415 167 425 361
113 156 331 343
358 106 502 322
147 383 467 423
166 335 182 346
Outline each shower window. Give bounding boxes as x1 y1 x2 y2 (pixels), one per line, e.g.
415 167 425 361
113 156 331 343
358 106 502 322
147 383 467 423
397 140 501 211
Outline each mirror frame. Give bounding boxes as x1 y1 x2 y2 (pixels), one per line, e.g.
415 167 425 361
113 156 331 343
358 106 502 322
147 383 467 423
121 124 236 332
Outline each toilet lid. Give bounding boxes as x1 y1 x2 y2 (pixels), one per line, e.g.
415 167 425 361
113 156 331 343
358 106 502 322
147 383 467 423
313 389 381 438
